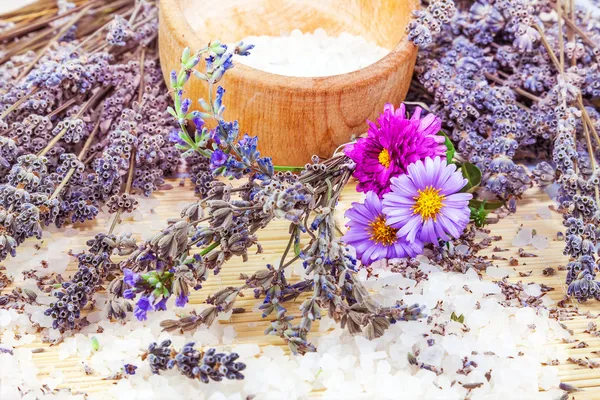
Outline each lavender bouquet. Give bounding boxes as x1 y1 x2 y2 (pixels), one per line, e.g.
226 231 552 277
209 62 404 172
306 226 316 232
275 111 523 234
0 0 180 262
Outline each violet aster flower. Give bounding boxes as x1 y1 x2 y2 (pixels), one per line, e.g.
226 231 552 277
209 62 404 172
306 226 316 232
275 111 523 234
383 157 472 244
344 103 446 197
343 191 423 265
134 294 155 321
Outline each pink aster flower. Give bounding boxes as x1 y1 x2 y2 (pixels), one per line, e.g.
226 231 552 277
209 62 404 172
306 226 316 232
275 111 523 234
382 157 472 244
343 191 423 265
344 103 446 197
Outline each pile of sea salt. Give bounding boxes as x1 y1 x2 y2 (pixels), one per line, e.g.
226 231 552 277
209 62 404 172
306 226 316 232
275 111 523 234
237 29 390 77
1 254 569 399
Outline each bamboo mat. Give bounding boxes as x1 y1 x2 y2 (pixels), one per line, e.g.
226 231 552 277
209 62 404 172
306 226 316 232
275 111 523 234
2 179 600 399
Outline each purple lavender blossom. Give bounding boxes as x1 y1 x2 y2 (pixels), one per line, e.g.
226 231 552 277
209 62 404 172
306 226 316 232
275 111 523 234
123 268 141 287
175 293 189 308
155 297 168 311
123 289 136 300
168 130 187 146
210 149 228 170
134 295 155 321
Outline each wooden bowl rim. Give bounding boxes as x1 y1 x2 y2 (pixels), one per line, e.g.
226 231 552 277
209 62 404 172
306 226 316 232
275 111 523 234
160 0 418 92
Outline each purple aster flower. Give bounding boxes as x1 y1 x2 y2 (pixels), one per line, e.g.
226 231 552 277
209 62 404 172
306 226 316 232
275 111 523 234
382 157 472 245
210 149 228 170
134 295 154 321
155 297 168 311
175 293 189 307
344 103 446 197
343 191 423 265
123 268 141 287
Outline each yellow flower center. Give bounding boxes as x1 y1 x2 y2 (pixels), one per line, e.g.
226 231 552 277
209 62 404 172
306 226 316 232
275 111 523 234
412 186 445 221
378 148 391 168
368 215 398 246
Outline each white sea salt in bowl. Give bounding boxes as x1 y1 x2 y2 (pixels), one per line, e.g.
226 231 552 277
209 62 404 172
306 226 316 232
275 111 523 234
237 28 392 77
159 0 420 165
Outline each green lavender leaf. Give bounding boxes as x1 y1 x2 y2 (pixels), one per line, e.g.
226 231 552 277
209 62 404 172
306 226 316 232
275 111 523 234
437 130 455 163
460 162 482 193
91 337 99 351
468 199 504 211
181 47 191 64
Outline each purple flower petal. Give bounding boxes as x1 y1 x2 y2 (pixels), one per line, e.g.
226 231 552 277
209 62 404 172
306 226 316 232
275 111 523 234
385 156 472 245
343 191 422 265
345 104 446 197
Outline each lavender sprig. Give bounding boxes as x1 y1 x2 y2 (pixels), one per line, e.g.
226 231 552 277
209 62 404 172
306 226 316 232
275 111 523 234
143 339 246 382
101 45 426 353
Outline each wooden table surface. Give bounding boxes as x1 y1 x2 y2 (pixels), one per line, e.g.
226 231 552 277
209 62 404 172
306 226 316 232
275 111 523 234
2 179 600 399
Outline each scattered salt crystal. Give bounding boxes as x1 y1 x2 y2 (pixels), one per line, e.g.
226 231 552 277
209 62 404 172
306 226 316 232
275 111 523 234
222 325 236 344
538 366 559 390
455 244 470 255
262 345 285 359
536 206 552 219
238 29 390 77
512 227 533 246
0 310 12 326
486 266 516 278
532 235 549 250
217 309 233 321
233 343 260 358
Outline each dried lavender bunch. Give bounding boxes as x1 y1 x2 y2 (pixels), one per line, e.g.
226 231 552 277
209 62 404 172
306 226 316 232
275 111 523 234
406 0 593 203
408 0 600 300
0 0 179 261
45 232 137 330
143 339 246 382
102 45 425 354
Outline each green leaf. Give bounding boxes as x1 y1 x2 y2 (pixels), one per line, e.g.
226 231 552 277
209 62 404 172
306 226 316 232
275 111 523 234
468 198 504 211
437 131 455 163
460 162 482 193
91 337 99 351
450 312 465 324
181 47 191 65
293 228 301 256
294 240 301 256
273 165 305 173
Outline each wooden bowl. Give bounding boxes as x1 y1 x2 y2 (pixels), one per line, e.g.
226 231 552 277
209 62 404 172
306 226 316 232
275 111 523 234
159 0 419 165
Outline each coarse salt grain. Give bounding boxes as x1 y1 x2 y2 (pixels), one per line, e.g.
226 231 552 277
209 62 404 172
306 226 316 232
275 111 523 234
237 29 390 77
512 227 534 247
532 234 549 250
